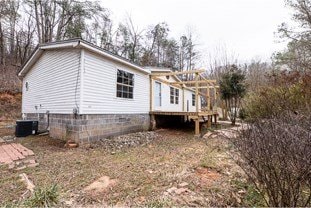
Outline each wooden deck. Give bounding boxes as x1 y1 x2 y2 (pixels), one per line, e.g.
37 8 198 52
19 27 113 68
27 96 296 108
150 110 218 117
150 69 220 136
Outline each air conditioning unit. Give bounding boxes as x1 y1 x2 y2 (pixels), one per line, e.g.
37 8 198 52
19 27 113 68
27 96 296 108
15 120 38 137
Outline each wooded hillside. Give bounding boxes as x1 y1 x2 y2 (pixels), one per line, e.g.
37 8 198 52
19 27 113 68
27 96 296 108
0 0 201 92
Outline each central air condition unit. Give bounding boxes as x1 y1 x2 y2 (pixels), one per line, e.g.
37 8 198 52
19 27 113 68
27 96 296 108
15 120 38 137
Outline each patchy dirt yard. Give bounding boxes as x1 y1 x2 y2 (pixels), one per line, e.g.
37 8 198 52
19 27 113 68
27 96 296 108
0 126 258 207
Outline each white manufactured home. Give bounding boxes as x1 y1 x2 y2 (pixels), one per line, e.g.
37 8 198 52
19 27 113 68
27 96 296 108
18 39 218 142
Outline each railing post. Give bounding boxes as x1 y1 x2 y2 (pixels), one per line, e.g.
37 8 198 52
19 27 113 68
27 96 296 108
195 72 200 136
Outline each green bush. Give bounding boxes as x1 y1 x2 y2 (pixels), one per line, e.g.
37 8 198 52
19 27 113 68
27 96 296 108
24 184 59 207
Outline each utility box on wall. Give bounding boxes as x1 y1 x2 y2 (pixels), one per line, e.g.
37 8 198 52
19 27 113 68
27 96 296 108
15 120 38 137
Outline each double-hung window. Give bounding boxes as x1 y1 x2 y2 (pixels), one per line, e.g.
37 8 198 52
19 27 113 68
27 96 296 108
170 87 179 104
116 69 134 99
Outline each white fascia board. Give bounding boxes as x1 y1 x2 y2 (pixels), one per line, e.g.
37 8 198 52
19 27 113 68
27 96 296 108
79 42 150 75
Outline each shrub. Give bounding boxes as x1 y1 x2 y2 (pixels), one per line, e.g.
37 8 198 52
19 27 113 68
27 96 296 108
232 113 311 207
244 71 311 120
24 184 59 207
0 92 22 120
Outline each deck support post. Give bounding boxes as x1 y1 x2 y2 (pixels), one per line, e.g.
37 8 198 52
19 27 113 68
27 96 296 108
195 117 200 137
194 72 200 137
195 73 199 113
214 114 217 125
207 85 210 110
207 115 212 128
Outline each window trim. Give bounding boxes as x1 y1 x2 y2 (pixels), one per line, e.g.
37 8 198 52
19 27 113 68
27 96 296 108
170 87 179 105
115 68 135 100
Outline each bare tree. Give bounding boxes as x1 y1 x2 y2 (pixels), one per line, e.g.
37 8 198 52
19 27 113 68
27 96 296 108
232 113 311 207
179 26 200 80
114 16 144 62
276 0 311 71
243 59 272 93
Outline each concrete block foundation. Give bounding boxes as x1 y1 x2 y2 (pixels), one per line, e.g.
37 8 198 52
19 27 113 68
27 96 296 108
24 113 150 143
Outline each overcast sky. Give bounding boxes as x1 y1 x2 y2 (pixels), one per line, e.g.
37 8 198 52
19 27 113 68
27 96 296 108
103 0 293 65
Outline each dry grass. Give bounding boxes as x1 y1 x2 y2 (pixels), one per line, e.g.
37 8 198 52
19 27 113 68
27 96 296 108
0 128 250 207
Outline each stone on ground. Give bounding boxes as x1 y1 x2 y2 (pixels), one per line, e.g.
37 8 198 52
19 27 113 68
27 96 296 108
175 188 188 195
178 182 189 188
84 176 117 194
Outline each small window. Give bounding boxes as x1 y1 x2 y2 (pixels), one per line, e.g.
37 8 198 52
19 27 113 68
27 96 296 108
192 94 195 106
170 87 174 104
116 69 134 99
170 87 179 104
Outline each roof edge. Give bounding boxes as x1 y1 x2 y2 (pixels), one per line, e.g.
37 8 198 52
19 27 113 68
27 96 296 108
79 41 149 74
18 39 150 77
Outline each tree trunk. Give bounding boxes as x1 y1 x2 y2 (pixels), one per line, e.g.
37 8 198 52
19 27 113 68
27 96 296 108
34 0 42 43
0 21 5 65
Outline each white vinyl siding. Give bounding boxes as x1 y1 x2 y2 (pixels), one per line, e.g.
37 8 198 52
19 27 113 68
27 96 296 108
184 90 200 112
151 77 201 112
81 50 149 114
152 79 182 112
22 49 80 114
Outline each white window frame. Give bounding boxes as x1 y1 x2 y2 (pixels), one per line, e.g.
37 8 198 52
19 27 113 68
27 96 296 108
116 69 134 99
170 87 179 104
